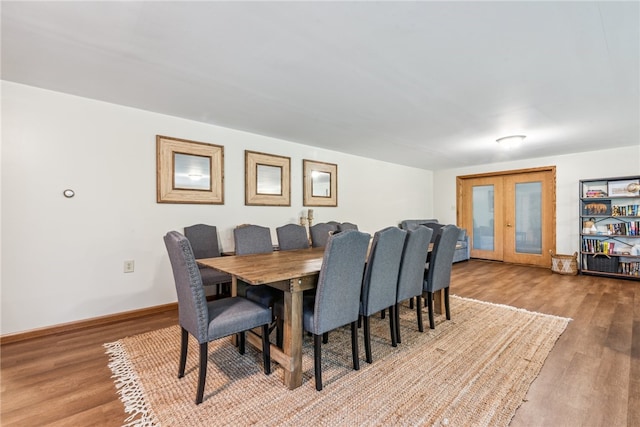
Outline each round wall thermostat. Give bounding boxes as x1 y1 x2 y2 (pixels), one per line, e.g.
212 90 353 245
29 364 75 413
63 189 75 198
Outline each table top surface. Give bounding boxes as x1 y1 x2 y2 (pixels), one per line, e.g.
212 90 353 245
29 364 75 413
198 241 450 286
198 247 325 285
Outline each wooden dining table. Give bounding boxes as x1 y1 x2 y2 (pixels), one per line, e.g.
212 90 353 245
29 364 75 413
198 246 446 390
198 247 323 390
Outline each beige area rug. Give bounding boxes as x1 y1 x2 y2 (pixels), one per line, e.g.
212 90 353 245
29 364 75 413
104 296 570 427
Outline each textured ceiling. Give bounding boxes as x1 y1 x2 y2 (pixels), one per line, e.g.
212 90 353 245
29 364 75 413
2 1 639 170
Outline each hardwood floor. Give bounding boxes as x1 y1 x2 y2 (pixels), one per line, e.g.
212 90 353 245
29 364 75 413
452 261 639 427
1 260 638 426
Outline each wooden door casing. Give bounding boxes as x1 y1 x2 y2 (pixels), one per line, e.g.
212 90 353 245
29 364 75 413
457 167 556 267
459 176 504 261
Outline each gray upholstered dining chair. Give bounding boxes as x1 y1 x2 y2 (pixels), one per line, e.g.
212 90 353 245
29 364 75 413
303 229 370 391
338 222 359 231
163 231 272 404
234 224 273 255
309 222 339 248
184 224 231 297
359 226 406 362
423 224 459 329
276 223 310 251
233 224 280 308
394 226 433 342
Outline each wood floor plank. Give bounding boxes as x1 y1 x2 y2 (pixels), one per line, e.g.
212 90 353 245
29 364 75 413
1 260 638 426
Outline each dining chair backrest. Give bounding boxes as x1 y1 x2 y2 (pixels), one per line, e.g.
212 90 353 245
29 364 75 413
184 224 222 259
184 224 231 292
424 224 459 292
338 222 359 231
233 225 280 308
311 230 371 335
164 231 208 343
234 224 273 255
423 222 444 243
309 222 339 248
360 226 407 317
276 223 310 251
396 226 433 302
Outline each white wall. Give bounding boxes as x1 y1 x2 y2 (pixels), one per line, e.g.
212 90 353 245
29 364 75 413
433 146 640 255
1 82 433 335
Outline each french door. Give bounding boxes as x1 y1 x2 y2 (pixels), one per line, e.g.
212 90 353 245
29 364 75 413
457 167 556 267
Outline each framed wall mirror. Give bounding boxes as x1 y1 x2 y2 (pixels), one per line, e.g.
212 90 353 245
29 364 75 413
303 159 337 207
245 150 291 206
156 135 224 204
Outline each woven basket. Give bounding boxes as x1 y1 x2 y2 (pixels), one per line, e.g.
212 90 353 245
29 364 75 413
549 251 578 275
586 253 619 273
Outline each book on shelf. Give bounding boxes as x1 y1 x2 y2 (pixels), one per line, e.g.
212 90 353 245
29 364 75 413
602 221 640 236
619 261 640 276
612 204 639 216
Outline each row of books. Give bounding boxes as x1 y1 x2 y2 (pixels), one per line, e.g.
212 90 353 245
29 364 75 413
612 205 639 216
618 262 640 276
604 222 640 236
582 239 616 253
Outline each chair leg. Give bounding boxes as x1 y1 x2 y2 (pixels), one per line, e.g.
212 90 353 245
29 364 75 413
444 287 451 320
262 324 271 375
409 297 414 309
416 295 424 332
322 332 329 344
427 292 435 329
389 305 397 347
381 309 386 319
350 321 360 371
238 331 246 355
395 303 402 344
363 315 372 363
178 327 188 378
196 342 208 405
314 334 323 391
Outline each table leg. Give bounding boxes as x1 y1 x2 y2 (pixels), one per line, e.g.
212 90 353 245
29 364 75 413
231 276 238 297
282 286 303 389
231 276 238 346
433 289 445 315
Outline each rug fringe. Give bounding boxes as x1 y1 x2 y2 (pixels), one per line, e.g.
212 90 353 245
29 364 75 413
451 295 573 322
104 341 157 427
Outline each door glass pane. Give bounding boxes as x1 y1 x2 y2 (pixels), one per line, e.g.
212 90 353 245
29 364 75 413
515 182 542 254
473 185 494 251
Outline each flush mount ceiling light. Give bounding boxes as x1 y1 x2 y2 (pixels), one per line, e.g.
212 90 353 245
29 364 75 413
496 135 526 149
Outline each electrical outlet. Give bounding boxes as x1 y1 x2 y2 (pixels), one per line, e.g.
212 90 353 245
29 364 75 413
124 260 135 273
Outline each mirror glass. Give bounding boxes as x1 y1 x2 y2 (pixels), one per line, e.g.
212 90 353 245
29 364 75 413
256 164 282 195
174 153 211 190
311 170 331 197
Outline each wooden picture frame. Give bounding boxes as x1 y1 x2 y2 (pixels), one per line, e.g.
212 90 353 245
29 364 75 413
303 159 338 207
156 135 224 204
245 150 291 206
607 179 640 197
